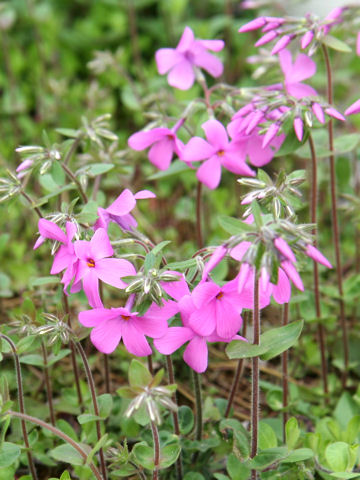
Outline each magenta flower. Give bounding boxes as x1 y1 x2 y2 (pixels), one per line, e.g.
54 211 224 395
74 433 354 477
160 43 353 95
74 228 136 308
154 295 245 373
94 189 156 232
128 121 184 170
345 99 360 116
79 301 177 356
182 118 255 189
155 26 224 90
279 49 317 99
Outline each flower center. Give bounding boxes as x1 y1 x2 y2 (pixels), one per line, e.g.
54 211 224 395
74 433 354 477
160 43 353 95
216 292 224 299
87 258 96 268
121 315 131 321
217 149 225 157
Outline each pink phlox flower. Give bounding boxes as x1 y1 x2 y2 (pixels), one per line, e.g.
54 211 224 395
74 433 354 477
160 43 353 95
154 294 245 373
345 98 360 116
160 271 190 301
79 300 178 356
321 7 344 35
128 121 184 170
155 26 224 90
94 189 156 232
74 228 136 308
201 245 228 282
305 244 332 269
279 49 317 99
182 118 255 189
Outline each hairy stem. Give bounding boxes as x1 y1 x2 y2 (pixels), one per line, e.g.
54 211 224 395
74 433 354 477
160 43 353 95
72 340 108 480
282 303 289 442
151 421 160 480
321 44 348 387
308 133 329 397
225 311 248 418
61 163 88 204
20 190 43 219
64 135 83 166
0 335 38 480
41 341 56 426
5 410 103 480
251 274 260 480
196 181 204 249
99 281 111 394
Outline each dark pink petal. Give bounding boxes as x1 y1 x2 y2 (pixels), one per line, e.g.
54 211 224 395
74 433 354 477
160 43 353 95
238 17 266 33
33 235 45 250
148 137 174 170
167 59 195 90
182 137 215 162
38 219 67 244
345 99 360 116
254 30 278 47
121 322 152 356
274 237 297 263
325 108 345 122
155 48 182 74
192 281 220 308
221 153 255 177
193 51 223 78
246 132 283 167
198 39 224 52
90 228 113 260
305 244 332 268
143 300 179 323
178 295 195 326
74 240 90 262
202 119 228 149
189 302 216 337
154 327 194 355
90 317 123 354
216 298 242 338
281 261 304 291
301 31 314 49
106 189 136 216
272 267 291 304
95 258 136 289
177 26 195 52
79 308 120 327
245 111 265 135
128 128 170 150
196 156 222 189
132 315 168 339
183 336 208 373
230 241 251 261
201 245 227 281
160 273 190 300
134 190 156 200
271 34 292 55
82 269 103 308
262 123 280 148
51 247 74 274
312 103 325 124
94 208 109 231
293 117 304 142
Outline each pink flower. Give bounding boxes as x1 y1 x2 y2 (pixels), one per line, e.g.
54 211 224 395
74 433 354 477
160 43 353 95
182 118 255 189
274 237 296 263
155 26 224 90
293 117 304 142
201 245 227 282
74 228 136 308
345 99 360 116
154 295 245 373
279 49 317 99
305 244 332 268
94 189 156 232
128 121 184 171
79 301 177 356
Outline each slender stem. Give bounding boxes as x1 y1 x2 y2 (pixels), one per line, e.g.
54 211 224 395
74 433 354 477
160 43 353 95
282 303 289 443
61 163 88 204
5 410 103 480
64 135 83 166
165 355 183 480
62 293 83 409
225 311 248 418
321 44 348 387
40 341 55 426
196 181 204 249
192 370 202 442
99 281 110 394
72 340 107 480
20 190 43 219
308 133 329 397
0 335 38 480
150 421 160 480
251 273 260 480
147 354 154 376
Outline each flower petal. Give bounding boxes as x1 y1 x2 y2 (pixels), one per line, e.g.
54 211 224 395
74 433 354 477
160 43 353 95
122 322 152 356
82 269 103 308
106 189 136 216
183 336 208 373
189 302 216 336
90 317 123 354
272 267 291 304
79 308 120 327
155 48 182 74
38 219 67 243
216 298 242 338
167 60 195 90
90 228 113 260
128 128 170 150
193 50 223 77
154 327 194 354
201 119 228 149
148 137 174 170
196 156 222 189
182 137 215 162
95 258 136 289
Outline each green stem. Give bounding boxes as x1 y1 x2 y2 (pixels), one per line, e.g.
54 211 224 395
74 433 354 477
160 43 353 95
196 181 204 249
0 335 38 480
251 273 260 480
20 190 43 219
61 162 88 204
41 341 55 426
282 303 289 443
321 44 349 387
151 421 160 480
5 410 103 480
192 370 202 442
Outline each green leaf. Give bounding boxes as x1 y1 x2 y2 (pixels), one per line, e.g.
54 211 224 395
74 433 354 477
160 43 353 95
345 415 360 443
227 453 250 480
249 447 288 470
86 434 108 465
47 349 71 366
251 201 262 228
86 163 114 176
128 360 152 388
19 354 44 367
98 394 113 419
226 341 268 360
166 258 198 270
329 474 360 479
56 128 80 138
132 442 154 470
49 444 86 466
144 253 156 273
259 422 277 450
282 448 314 463
151 241 171 256
0 442 21 467
322 35 352 52
219 418 250 457
159 440 181 469
334 134 359 154
214 475 230 480
184 474 206 480
285 417 300 450
334 393 360 429
55 420 78 442
148 160 189 180
29 276 60 287
77 201 99 224
111 464 137 476
275 127 305 157
260 320 304 361
218 215 253 235
77 414 102 425
178 406 194 435
325 442 353 472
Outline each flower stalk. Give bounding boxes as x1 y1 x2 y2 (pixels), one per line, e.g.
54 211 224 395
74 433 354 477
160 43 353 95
251 273 260 480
